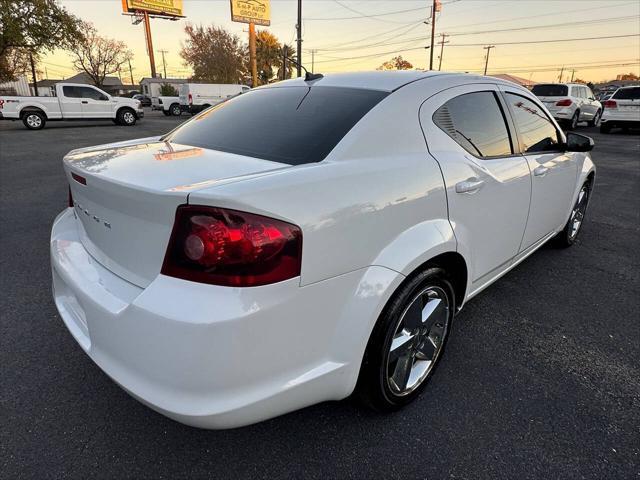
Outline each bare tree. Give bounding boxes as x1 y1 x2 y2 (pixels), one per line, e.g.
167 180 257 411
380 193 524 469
70 24 133 87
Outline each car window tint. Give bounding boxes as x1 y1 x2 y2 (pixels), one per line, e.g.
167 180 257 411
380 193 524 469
433 91 512 158
532 84 568 97
164 86 388 165
76 87 105 100
612 87 640 100
63 86 79 98
506 93 561 153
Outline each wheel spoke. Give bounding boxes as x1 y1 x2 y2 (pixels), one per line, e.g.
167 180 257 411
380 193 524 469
421 297 446 328
389 330 415 362
390 353 413 392
415 336 436 360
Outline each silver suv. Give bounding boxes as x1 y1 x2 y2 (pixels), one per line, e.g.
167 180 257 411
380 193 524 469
532 83 602 130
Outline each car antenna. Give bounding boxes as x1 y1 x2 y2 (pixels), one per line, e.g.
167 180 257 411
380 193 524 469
286 57 323 82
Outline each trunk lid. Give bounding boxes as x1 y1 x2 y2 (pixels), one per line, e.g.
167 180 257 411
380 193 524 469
64 137 289 287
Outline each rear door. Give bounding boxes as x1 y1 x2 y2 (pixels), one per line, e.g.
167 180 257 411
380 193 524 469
500 88 578 249
420 84 531 285
60 86 83 118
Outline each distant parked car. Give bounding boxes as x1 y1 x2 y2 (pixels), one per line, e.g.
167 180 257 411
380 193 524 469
179 83 250 114
152 96 182 116
532 83 602 129
0 83 143 130
600 85 640 133
133 94 151 107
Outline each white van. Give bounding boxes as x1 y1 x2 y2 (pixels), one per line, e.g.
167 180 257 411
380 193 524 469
179 84 250 114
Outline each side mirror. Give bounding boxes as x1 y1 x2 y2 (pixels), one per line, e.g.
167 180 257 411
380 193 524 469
99 95 108 101
566 132 594 152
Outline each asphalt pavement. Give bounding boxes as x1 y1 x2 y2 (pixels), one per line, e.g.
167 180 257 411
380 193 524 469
1 110 638 479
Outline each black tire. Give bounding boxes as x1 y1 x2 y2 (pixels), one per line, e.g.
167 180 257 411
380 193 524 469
567 110 580 130
600 123 612 134
22 111 46 130
587 109 601 127
116 108 137 126
553 180 592 248
170 103 181 116
112 119 120 125
356 267 455 411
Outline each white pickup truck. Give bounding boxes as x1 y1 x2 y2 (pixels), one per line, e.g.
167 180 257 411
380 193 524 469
0 83 144 130
179 83 250 115
151 96 183 116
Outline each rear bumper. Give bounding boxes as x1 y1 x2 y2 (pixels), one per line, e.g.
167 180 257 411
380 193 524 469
50 208 401 428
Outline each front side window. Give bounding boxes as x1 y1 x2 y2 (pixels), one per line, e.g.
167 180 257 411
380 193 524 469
433 91 513 158
77 87 106 100
505 93 561 153
164 86 388 165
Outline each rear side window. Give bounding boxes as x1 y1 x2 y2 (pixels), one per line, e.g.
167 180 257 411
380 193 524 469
532 84 568 97
505 93 561 153
62 86 79 98
612 87 640 100
165 86 388 165
433 91 513 158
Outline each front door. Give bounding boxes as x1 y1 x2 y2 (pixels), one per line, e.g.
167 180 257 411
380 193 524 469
76 86 112 118
420 84 531 285
499 88 578 249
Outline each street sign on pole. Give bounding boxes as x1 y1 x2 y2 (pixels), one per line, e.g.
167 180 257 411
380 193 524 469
230 0 271 26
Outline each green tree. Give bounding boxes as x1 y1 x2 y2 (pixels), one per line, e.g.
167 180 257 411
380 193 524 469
70 23 133 87
180 24 246 83
160 83 178 96
0 0 83 81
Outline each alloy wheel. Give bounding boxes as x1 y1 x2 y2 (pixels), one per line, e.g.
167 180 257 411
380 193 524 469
386 286 450 396
123 112 135 124
569 184 589 239
26 114 42 128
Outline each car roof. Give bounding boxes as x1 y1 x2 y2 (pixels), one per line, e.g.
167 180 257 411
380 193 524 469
261 71 460 92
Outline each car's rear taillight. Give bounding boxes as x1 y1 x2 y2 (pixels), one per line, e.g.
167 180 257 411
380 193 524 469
68 186 73 207
555 99 572 107
161 205 302 287
604 100 617 109
188 93 193 105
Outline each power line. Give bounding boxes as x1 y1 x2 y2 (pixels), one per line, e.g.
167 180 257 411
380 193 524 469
447 15 640 36
447 34 639 47
305 6 427 22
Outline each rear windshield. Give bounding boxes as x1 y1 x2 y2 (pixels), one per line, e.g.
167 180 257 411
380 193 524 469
164 86 388 165
612 87 640 100
532 84 568 97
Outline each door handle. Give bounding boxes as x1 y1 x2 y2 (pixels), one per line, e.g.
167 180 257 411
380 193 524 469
81 100 88 104
455 178 484 194
533 165 550 177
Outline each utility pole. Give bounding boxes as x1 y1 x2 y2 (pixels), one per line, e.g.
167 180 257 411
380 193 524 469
142 11 157 78
282 45 288 81
570 69 576 82
483 45 495 75
429 0 437 70
558 65 564 82
438 33 449 71
296 0 302 77
128 59 134 86
158 49 168 79
29 52 38 96
310 49 316 73
249 22 257 87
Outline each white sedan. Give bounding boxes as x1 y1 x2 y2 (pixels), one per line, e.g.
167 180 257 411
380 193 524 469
51 72 595 429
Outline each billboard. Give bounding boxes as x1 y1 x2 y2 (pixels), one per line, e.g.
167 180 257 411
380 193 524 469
230 0 270 26
122 0 184 17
